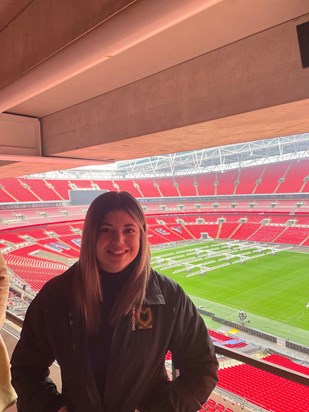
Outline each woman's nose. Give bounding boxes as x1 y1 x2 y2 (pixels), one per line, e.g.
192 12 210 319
111 231 124 243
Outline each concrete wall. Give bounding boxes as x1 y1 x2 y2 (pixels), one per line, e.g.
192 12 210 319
41 14 309 161
0 0 136 88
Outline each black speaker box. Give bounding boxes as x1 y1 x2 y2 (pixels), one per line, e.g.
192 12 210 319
297 21 309 69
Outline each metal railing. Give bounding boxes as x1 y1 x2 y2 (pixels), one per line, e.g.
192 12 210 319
6 311 309 388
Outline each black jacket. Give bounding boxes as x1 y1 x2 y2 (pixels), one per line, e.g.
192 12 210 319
11 264 218 412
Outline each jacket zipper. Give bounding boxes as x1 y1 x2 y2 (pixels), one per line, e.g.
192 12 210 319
103 314 129 409
103 328 117 406
69 311 100 411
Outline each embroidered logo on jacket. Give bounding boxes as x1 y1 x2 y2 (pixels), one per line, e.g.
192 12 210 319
131 306 153 330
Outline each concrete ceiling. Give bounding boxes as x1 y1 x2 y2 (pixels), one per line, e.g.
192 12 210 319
0 0 308 178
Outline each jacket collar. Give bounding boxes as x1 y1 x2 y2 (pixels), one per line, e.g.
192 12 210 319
68 264 165 306
144 270 165 305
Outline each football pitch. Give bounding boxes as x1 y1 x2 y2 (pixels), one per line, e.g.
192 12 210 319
151 241 309 346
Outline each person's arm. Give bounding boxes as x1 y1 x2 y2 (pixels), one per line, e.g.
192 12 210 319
11 291 65 412
0 253 18 410
0 252 9 328
144 286 218 412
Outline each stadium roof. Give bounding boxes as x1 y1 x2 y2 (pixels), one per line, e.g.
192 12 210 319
26 133 309 179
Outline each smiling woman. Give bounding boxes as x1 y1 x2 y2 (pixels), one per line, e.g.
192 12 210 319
11 191 218 412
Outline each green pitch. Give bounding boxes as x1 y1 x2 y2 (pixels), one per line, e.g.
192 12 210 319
151 241 309 346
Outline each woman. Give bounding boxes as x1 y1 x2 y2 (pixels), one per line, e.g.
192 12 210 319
0 252 17 411
11 191 218 412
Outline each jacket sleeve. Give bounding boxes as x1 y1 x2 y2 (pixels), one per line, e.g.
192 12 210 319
144 285 218 412
11 291 65 412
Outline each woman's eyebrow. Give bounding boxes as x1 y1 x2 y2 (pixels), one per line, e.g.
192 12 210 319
99 222 137 227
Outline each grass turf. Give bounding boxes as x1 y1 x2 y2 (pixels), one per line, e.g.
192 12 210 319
151 241 309 346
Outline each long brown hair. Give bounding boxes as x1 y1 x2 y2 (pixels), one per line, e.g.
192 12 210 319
73 191 150 334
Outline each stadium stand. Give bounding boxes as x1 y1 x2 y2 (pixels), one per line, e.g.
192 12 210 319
195 173 216 196
0 160 306 206
91 179 116 192
1 152 309 412
236 165 264 195
174 176 197 196
263 354 309 376
216 170 239 196
156 177 179 197
275 226 309 245
302 180 309 194
134 179 161 197
113 179 141 197
254 163 288 194
42 179 71 200
248 225 285 243
217 362 309 411
0 185 18 203
1 203 309 248
218 222 239 240
20 178 63 201
0 178 40 202
229 223 257 241
278 159 309 193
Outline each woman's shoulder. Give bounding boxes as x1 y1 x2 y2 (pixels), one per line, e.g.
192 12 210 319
149 269 185 298
37 262 78 299
147 270 196 315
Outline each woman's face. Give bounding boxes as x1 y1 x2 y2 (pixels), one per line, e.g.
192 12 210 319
96 209 141 273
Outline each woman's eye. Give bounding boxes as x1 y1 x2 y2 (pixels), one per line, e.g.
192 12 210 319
100 227 111 233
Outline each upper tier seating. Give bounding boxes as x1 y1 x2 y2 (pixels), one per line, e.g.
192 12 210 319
134 179 161 197
236 165 264 195
255 162 289 194
19 179 63 201
0 178 39 202
276 159 309 193
112 180 141 197
174 176 197 196
156 178 179 197
0 187 18 203
93 180 117 192
0 160 308 205
195 174 216 195
42 179 71 200
216 170 239 196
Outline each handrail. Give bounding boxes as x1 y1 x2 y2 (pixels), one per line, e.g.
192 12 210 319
6 311 309 387
6 311 23 328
